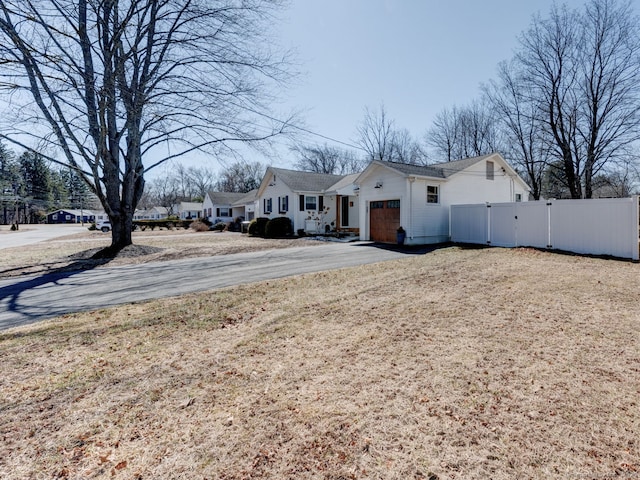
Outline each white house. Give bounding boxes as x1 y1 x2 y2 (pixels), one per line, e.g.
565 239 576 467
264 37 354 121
177 201 203 220
133 206 169 220
202 191 247 223
256 167 360 234
355 153 530 245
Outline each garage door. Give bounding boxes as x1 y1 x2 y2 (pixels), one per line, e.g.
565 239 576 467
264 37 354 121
369 200 400 243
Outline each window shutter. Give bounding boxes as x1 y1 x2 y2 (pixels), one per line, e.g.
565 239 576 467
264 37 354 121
216 208 220 216
299 194 305 211
263 199 266 212
278 197 281 212
319 195 324 211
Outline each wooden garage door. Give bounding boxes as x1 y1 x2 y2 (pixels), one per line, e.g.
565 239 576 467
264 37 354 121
370 200 400 243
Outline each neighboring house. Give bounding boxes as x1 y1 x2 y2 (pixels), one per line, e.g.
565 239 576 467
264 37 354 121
177 201 203 220
256 167 360 234
231 189 258 221
202 191 247 223
47 209 95 224
133 206 169 220
355 152 530 245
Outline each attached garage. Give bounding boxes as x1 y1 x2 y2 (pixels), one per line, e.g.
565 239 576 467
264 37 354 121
369 199 400 243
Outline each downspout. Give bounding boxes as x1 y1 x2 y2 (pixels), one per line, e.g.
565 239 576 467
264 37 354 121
408 176 415 241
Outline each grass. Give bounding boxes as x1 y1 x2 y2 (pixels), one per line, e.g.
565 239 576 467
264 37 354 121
1 244 639 479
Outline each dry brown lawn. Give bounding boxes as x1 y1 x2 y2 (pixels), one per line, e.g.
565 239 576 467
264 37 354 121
0 229 322 278
1 239 640 479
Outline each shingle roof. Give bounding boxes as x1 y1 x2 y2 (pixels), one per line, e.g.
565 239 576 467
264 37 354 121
206 191 248 205
231 189 258 206
326 173 360 193
270 167 346 192
376 153 496 179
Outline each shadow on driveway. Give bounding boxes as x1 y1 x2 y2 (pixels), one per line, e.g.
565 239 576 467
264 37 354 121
353 241 457 255
0 256 115 330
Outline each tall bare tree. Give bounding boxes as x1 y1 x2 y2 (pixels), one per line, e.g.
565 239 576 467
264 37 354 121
516 0 640 198
291 143 365 174
484 61 550 199
426 101 501 162
0 0 292 254
215 161 265 193
356 104 427 164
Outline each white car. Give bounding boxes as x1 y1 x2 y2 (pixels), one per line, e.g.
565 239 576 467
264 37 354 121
96 220 111 232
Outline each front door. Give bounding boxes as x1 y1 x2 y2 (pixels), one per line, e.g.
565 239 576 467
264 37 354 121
341 196 350 227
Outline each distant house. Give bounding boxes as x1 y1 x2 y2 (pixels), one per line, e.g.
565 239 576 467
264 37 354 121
46 209 95 224
177 201 203 220
255 167 360 234
133 206 169 220
355 152 530 244
202 191 247 223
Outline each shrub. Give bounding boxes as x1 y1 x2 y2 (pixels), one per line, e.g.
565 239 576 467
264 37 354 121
210 221 227 232
248 217 269 237
190 220 209 232
265 216 293 238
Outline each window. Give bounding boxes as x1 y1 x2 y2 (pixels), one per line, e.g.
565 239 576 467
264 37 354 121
427 185 439 204
216 207 230 217
279 195 289 213
264 198 272 214
486 161 494 180
387 200 400 208
370 201 384 209
65 214 71 220
52 214 58 220
305 195 317 210
515 193 522 202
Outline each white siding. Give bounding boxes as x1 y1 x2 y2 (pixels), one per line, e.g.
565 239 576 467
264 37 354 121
443 159 529 206
407 178 449 244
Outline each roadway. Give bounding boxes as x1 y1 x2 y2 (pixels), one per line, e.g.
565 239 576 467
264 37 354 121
0 224 89 249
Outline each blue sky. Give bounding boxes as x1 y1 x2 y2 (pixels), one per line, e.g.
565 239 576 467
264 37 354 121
267 0 591 166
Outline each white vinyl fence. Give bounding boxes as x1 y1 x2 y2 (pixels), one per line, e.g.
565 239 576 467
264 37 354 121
451 197 639 260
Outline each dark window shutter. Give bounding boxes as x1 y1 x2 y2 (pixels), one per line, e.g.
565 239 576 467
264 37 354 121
319 195 324 211
278 197 281 212
299 194 305 211
285 195 289 211
263 199 266 212
216 208 220 216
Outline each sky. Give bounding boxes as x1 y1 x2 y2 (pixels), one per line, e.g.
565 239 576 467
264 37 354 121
261 0 591 169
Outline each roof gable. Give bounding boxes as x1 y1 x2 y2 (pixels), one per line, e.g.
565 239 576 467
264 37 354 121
270 167 346 192
206 191 247 205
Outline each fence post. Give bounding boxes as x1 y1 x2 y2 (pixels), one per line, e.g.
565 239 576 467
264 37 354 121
486 203 491 245
546 201 553 249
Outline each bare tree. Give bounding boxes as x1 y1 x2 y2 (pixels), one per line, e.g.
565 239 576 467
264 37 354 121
291 143 365 174
484 61 550 199
357 104 427 164
215 161 265 193
516 0 640 198
427 102 501 162
0 0 292 254
183 165 217 201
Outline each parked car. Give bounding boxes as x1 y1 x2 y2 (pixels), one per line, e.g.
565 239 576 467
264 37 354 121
96 220 111 232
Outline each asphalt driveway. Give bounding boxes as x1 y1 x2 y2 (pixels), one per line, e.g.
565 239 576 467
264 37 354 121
0 242 432 330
